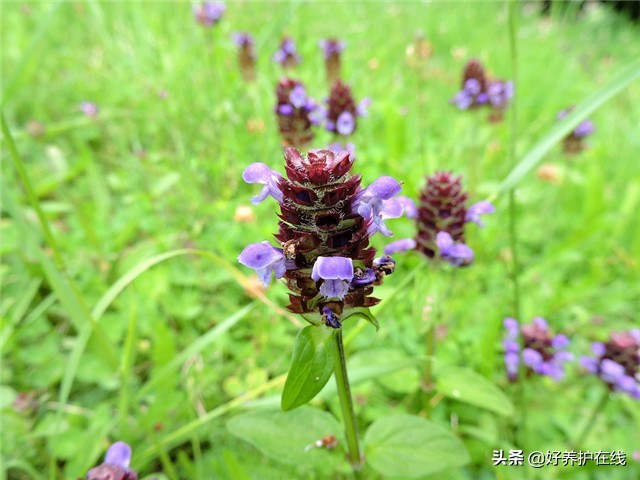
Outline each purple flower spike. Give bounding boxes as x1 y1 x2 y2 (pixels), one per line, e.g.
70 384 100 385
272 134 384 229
357 176 402 236
311 256 354 300
238 241 286 286
336 112 355 136
465 201 495 226
436 232 474 267
242 163 283 205
384 238 416 255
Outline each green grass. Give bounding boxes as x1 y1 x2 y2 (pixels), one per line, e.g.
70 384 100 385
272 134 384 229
2 1 639 479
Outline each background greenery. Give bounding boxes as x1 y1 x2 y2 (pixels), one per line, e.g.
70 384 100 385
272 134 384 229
2 1 639 479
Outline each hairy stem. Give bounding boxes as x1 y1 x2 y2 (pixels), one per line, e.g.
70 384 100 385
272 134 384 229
334 329 363 477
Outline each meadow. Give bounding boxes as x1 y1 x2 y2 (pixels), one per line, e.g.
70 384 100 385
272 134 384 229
2 1 640 479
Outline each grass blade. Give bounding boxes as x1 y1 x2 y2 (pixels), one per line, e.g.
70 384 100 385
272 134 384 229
498 58 640 193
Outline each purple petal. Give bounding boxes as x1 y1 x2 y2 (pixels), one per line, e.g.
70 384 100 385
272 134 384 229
242 163 283 205
465 201 495 226
616 375 638 395
451 91 472 110
351 268 376 288
503 339 520 354
278 104 294 116
522 348 543 369
80 102 99 117
505 352 519 378
591 342 606 357
464 78 481 95
551 334 569 349
600 359 625 384
322 306 342 328
311 256 354 282
574 120 594 138
238 241 286 286
363 176 402 201
436 231 453 251
289 85 307 109
319 279 350 300
357 176 402 237
384 238 416 255
532 317 548 330
357 98 371 117
397 196 418 219
580 356 599 373
104 442 132 469
440 242 474 267
336 112 355 135
504 317 519 338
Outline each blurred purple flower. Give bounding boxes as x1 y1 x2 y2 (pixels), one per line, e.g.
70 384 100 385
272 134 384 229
274 37 300 68
580 330 640 399
382 172 493 267
80 102 99 117
503 317 573 382
193 2 225 27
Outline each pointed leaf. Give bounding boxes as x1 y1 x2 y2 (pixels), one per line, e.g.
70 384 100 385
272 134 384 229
344 307 379 331
436 366 514 417
227 407 342 465
281 326 336 411
365 415 469 478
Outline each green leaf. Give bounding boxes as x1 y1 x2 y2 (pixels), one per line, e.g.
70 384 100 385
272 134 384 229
344 307 379 331
498 58 640 193
364 415 470 478
281 326 336 411
226 407 342 466
435 366 514 417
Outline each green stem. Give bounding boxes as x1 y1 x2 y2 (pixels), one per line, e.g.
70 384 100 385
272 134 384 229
573 390 609 449
334 329 363 477
507 0 521 320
